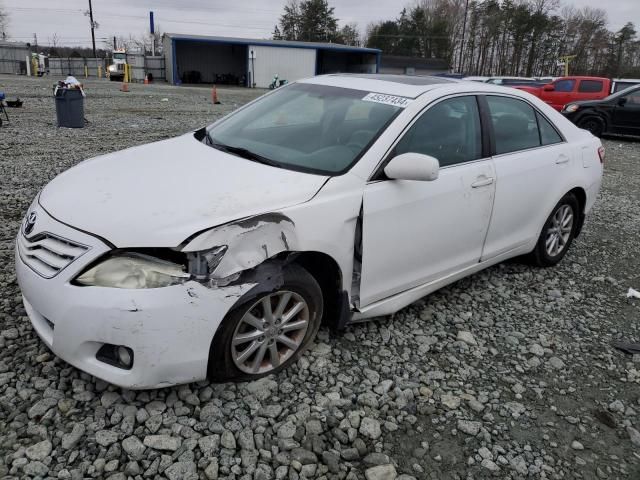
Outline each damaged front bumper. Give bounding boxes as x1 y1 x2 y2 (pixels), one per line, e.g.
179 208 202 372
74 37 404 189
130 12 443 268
15 206 254 388
17 252 253 388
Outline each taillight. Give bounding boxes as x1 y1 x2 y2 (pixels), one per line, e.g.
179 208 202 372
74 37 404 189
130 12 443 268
597 146 605 163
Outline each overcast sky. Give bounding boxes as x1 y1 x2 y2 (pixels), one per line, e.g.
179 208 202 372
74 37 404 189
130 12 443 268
2 0 637 48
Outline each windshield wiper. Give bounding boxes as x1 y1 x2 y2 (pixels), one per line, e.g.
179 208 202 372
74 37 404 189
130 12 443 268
206 133 280 167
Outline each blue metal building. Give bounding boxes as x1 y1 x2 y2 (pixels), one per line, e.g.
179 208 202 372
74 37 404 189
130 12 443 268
162 33 381 87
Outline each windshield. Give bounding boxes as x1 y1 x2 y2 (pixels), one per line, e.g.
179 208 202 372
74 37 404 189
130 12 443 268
206 83 404 175
113 53 126 60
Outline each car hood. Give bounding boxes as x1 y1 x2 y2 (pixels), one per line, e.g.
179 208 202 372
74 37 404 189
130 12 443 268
39 133 329 247
567 99 605 108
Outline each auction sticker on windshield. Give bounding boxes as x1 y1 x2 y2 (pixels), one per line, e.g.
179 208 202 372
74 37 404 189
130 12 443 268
362 92 412 108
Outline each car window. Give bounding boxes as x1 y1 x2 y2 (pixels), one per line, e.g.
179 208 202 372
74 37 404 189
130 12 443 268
394 96 482 168
486 96 540 154
536 112 563 145
579 80 603 93
554 80 575 92
625 91 640 105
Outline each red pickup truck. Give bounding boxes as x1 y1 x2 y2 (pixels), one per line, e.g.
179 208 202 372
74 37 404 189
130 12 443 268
516 76 611 111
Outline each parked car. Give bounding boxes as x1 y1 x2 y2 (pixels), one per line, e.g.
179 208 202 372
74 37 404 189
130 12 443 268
16 75 604 388
516 76 611 111
611 78 640 93
485 76 538 86
462 76 490 82
562 84 640 137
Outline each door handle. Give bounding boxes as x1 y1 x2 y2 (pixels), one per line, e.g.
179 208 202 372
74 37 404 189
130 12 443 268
556 155 570 164
471 177 494 188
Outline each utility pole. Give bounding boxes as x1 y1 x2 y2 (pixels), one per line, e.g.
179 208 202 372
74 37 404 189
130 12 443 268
88 0 97 58
457 0 469 74
113 36 117 50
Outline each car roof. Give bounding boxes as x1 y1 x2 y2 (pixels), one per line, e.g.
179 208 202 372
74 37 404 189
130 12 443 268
300 73 532 99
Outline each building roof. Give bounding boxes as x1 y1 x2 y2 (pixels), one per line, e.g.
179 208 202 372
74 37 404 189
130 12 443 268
164 33 381 54
380 55 449 71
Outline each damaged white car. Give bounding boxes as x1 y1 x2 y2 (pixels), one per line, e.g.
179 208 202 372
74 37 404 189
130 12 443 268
16 75 603 388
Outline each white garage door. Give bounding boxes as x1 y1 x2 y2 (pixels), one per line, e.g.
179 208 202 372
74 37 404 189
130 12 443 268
249 45 316 88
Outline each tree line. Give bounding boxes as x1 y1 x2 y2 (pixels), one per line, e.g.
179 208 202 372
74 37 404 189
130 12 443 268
275 0 640 78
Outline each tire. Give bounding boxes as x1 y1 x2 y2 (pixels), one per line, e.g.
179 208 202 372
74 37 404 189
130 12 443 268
529 193 580 267
578 116 604 137
208 264 323 382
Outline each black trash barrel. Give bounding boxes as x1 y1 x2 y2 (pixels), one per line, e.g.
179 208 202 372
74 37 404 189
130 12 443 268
55 88 84 128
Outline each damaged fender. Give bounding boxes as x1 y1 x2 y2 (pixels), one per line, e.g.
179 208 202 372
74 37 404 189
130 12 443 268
182 213 298 279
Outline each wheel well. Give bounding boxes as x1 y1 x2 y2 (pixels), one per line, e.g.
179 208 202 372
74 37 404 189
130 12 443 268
578 113 606 129
568 187 586 237
292 252 344 328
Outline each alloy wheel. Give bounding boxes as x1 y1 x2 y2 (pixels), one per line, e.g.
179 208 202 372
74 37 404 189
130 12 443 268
231 291 309 374
545 204 574 257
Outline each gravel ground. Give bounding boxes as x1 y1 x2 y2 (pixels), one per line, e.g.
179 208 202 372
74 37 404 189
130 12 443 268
1 75 640 480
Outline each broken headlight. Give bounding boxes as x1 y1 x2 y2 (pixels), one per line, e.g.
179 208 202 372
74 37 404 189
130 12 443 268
75 253 190 289
187 246 228 280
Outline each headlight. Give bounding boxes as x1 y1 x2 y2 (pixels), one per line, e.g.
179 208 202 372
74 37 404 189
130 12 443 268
76 253 190 289
563 104 579 113
108 65 117 72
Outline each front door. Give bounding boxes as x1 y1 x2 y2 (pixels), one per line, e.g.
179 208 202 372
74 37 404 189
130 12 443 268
612 88 640 135
359 95 496 307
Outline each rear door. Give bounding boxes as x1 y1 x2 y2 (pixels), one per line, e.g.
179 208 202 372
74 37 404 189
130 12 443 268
577 79 606 101
481 95 571 259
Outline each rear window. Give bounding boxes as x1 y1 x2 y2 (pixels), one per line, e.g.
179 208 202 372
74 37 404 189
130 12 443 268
486 96 540 154
578 80 603 93
554 80 575 92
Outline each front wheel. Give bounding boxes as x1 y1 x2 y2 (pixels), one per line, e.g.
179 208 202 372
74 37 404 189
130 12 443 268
529 193 580 267
208 264 323 382
578 116 604 137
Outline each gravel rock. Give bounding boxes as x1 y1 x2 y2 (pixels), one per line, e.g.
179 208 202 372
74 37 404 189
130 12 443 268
122 436 146 459
0 78 639 480
456 330 477 346
365 464 397 480
25 440 52 461
359 417 382 440
457 420 481 436
143 435 181 451
164 461 197 480
627 427 640 447
95 430 119 446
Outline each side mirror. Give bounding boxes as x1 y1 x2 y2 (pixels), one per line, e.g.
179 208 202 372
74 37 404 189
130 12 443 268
543 84 555 92
618 97 628 106
384 152 439 182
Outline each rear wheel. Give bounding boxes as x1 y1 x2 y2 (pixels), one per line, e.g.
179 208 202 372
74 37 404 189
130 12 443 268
578 116 604 137
529 193 580 267
208 264 323 382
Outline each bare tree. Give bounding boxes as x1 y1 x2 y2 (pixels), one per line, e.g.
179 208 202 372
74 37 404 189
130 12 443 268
0 1 9 40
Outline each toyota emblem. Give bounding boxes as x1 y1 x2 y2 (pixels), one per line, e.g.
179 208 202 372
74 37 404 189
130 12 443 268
24 211 37 235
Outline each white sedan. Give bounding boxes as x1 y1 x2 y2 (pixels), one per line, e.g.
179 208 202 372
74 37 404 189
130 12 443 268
16 75 603 388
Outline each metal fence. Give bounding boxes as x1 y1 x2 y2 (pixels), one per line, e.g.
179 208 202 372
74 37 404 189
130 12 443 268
144 56 165 82
49 58 106 77
48 56 165 81
0 42 31 75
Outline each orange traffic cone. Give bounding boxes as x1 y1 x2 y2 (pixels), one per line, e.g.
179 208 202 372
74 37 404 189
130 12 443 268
120 82 129 92
144 75 149 85
212 85 221 104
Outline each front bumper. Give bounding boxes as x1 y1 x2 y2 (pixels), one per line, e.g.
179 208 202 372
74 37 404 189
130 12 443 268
15 205 253 389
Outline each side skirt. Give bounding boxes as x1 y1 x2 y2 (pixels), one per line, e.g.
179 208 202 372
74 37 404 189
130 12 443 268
350 245 529 322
